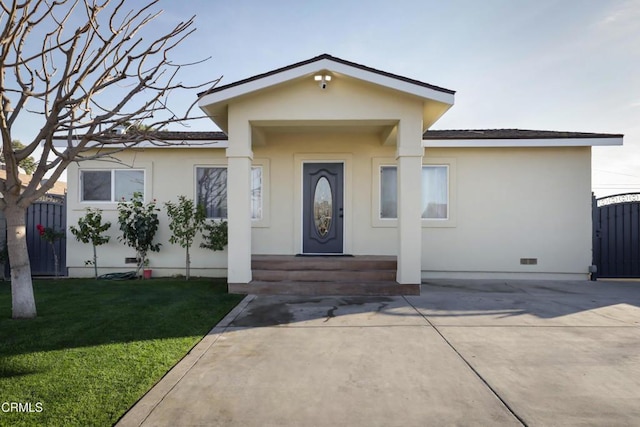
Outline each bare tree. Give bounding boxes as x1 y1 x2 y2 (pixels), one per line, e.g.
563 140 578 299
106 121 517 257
0 0 217 318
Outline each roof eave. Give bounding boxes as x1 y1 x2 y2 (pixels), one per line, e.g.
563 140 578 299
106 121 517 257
200 59 455 104
423 136 624 148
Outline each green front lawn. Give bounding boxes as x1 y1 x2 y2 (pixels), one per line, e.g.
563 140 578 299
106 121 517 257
0 278 243 427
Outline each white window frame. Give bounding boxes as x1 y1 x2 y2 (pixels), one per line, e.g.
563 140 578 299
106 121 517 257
371 157 456 228
194 162 268 224
379 164 399 221
251 159 270 228
251 165 263 221
195 166 228 220
421 164 449 221
79 169 146 203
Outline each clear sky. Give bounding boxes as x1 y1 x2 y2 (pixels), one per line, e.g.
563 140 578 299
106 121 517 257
18 0 640 196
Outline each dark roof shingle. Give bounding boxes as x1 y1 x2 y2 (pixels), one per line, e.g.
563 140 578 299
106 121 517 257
198 54 456 97
142 130 228 140
57 128 621 143
422 129 623 139
141 129 624 141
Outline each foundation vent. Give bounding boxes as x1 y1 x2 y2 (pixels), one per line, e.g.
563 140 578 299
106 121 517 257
520 258 538 265
125 257 138 264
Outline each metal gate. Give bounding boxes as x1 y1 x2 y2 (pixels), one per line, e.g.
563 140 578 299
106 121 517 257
26 195 67 276
592 193 640 278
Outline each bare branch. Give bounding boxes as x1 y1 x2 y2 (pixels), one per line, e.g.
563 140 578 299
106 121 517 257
1 0 217 208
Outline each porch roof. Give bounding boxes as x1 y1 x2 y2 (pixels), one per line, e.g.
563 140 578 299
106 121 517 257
197 54 456 133
198 54 456 98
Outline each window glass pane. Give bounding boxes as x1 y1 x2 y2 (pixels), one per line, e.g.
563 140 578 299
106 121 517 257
421 166 448 219
380 166 397 219
197 167 227 218
115 170 144 201
81 171 111 201
251 166 262 220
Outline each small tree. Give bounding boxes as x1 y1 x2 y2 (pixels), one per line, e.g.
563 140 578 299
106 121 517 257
70 208 111 279
165 196 205 280
201 220 228 252
117 193 160 278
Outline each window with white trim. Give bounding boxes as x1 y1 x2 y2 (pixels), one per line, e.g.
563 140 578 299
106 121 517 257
380 166 397 219
196 166 263 220
197 167 227 219
379 165 449 219
251 166 263 220
421 166 448 219
80 169 144 202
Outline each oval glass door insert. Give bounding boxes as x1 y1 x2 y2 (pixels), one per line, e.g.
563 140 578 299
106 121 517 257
314 177 332 237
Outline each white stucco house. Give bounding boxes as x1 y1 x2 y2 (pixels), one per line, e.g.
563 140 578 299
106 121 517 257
65 54 623 293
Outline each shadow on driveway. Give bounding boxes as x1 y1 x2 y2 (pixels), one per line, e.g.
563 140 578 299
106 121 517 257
228 279 640 328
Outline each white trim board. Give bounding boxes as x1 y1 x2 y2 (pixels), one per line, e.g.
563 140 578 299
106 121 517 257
423 137 623 148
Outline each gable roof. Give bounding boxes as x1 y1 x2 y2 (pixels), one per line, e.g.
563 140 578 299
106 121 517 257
199 54 455 98
198 54 456 133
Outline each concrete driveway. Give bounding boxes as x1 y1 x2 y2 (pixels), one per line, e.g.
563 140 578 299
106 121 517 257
117 280 640 427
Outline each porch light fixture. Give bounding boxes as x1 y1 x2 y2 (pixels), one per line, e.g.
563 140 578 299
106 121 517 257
314 74 332 89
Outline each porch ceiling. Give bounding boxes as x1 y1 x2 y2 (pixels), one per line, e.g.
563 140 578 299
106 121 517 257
250 119 397 146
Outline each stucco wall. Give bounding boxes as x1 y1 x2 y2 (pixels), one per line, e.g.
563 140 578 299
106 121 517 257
66 143 592 280
251 131 398 255
66 148 230 278
228 75 424 125
422 146 592 279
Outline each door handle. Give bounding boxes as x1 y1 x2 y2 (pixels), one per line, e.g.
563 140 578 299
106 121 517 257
339 207 343 218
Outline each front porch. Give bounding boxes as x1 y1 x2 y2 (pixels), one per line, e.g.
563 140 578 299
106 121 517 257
196 55 456 292
228 255 421 296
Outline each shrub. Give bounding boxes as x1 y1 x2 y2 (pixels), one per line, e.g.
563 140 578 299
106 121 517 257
70 208 111 279
117 193 160 277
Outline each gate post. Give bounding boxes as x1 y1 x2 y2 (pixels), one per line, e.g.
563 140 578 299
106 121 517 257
591 192 598 281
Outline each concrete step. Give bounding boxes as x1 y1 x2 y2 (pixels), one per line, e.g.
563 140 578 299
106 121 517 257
252 269 397 282
243 255 412 296
251 255 396 271
229 281 420 296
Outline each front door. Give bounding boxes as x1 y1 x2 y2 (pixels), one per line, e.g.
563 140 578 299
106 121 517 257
303 163 344 254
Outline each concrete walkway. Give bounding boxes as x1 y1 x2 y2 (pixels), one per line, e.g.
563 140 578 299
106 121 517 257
117 280 640 426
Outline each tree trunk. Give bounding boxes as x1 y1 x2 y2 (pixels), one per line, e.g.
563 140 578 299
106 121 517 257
93 245 98 280
136 251 145 278
6 204 36 319
186 247 190 281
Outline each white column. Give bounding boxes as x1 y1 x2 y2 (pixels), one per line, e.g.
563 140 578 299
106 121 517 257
396 119 423 284
226 122 253 284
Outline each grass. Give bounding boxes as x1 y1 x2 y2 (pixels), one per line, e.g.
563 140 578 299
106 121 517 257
0 277 244 427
